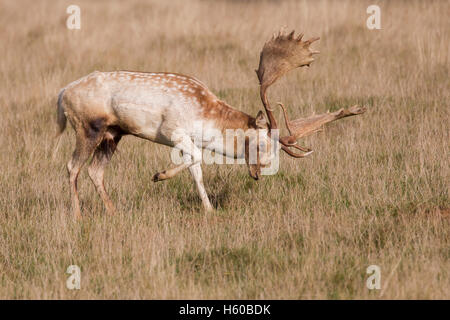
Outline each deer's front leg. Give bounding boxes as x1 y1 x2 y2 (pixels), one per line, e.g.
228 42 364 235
152 137 199 182
152 162 191 181
152 137 213 211
188 163 213 211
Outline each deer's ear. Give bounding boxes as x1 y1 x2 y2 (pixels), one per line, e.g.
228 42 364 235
255 111 267 129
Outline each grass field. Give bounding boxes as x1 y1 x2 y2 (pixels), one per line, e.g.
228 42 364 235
0 0 448 299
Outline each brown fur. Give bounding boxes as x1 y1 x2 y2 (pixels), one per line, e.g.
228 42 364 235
201 99 255 132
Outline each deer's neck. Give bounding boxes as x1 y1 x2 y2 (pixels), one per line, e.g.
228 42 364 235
202 99 255 132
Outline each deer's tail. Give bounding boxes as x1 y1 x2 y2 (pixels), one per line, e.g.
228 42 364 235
52 88 67 160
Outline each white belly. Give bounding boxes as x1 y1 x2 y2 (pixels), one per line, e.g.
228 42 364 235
110 85 204 146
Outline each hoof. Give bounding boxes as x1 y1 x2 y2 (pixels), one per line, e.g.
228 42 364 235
152 171 166 182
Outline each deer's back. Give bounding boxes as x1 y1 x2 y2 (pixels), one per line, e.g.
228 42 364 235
62 71 219 145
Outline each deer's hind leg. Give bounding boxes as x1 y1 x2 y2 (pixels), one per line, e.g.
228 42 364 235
67 118 106 220
88 131 121 215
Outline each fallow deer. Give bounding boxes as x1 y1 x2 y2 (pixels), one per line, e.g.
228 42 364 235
54 30 365 219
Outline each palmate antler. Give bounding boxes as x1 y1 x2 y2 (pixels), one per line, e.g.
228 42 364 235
256 29 366 158
277 102 367 139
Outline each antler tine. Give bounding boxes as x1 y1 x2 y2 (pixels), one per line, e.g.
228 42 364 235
281 145 313 158
287 30 295 40
276 102 315 155
304 37 320 46
276 102 294 135
277 26 286 37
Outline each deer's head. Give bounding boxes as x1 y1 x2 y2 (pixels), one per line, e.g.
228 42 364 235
243 110 274 180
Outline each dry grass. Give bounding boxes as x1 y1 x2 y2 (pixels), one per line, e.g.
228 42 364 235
0 0 449 299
